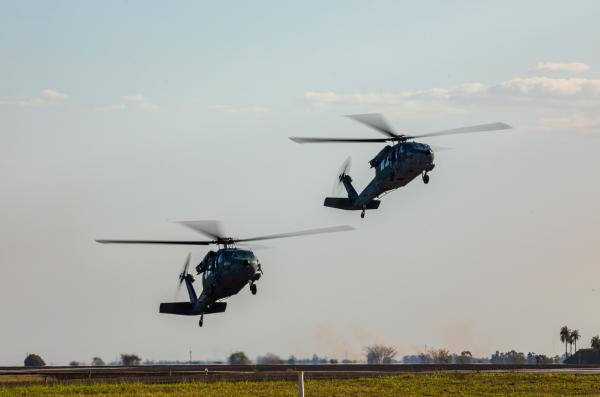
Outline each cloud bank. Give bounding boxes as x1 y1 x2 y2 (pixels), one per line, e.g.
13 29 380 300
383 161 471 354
0 89 68 107
96 94 158 112
304 62 600 131
536 62 590 74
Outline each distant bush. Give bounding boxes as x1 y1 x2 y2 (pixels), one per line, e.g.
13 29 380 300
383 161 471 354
256 353 284 364
120 354 142 366
92 357 105 366
69 361 80 366
591 336 600 350
24 354 45 367
456 351 472 364
228 352 251 365
431 349 452 364
491 350 526 364
365 344 397 364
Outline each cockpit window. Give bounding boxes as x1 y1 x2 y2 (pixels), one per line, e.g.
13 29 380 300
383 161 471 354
232 250 256 260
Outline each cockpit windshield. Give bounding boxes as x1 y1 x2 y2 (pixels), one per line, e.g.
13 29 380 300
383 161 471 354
231 250 256 260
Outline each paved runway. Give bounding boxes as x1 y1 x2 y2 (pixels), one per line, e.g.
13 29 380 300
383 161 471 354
3 364 600 384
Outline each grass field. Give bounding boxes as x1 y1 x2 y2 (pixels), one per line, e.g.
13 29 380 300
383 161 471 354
2 372 600 396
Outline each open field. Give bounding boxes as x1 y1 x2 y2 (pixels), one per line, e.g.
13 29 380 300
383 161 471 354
3 372 600 396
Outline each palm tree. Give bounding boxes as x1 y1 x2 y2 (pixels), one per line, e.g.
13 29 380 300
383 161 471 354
591 336 600 350
570 330 580 353
560 326 570 358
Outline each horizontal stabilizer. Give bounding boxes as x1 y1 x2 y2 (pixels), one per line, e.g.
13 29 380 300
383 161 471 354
159 301 228 316
324 198 380 211
160 302 195 316
205 302 227 314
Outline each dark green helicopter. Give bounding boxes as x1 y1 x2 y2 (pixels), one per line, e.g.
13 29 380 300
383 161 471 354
291 114 512 218
96 221 352 327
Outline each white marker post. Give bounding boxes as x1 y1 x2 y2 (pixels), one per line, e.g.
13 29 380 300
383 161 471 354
298 371 305 397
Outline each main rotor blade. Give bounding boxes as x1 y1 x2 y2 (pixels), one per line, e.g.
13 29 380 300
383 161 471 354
236 243 271 250
96 239 214 245
346 113 398 138
290 137 389 144
235 225 354 243
177 220 224 240
406 122 512 139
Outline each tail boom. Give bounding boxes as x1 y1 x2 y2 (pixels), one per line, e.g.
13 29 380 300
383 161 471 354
326 173 380 211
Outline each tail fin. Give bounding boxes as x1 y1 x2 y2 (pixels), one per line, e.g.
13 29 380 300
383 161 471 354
340 174 358 200
325 157 381 211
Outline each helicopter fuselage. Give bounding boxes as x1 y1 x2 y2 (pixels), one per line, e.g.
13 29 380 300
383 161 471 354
364 141 434 200
331 141 435 211
197 248 260 302
99 221 353 326
295 113 510 217
159 248 262 320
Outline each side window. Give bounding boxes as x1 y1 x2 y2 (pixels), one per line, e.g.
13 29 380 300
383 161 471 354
208 254 219 273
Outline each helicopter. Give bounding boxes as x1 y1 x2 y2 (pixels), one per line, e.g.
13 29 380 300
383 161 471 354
290 113 512 218
96 221 352 327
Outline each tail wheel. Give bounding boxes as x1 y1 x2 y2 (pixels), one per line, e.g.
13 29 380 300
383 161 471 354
250 283 257 295
422 173 430 184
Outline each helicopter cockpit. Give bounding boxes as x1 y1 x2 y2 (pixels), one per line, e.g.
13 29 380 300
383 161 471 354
196 250 216 274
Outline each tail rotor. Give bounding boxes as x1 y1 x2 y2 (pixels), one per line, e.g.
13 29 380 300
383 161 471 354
175 253 192 298
332 157 352 196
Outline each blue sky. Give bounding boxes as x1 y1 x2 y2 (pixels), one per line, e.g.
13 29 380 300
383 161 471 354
1 1 600 365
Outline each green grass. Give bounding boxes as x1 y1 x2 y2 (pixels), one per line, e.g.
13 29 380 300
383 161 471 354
2 372 600 396
0 375 47 385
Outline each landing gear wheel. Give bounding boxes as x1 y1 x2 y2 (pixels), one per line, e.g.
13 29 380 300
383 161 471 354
422 173 430 184
199 315 204 327
250 283 257 295
361 206 366 219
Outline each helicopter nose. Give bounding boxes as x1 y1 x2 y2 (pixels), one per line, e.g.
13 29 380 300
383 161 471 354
244 259 258 272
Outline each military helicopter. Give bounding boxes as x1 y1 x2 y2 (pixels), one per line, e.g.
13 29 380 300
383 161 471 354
290 114 512 218
96 221 352 327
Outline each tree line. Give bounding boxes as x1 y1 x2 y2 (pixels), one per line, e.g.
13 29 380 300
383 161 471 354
560 325 600 358
26 329 600 367
24 353 141 367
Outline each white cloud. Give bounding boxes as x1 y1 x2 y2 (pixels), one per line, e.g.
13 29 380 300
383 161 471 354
96 94 158 112
304 62 600 131
459 82 488 95
304 91 466 117
306 76 600 110
94 104 126 112
41 89 68 100
536 62 590 74
121 94 148 104
0 89 68 107
501 77 600 96
213 105 270 114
